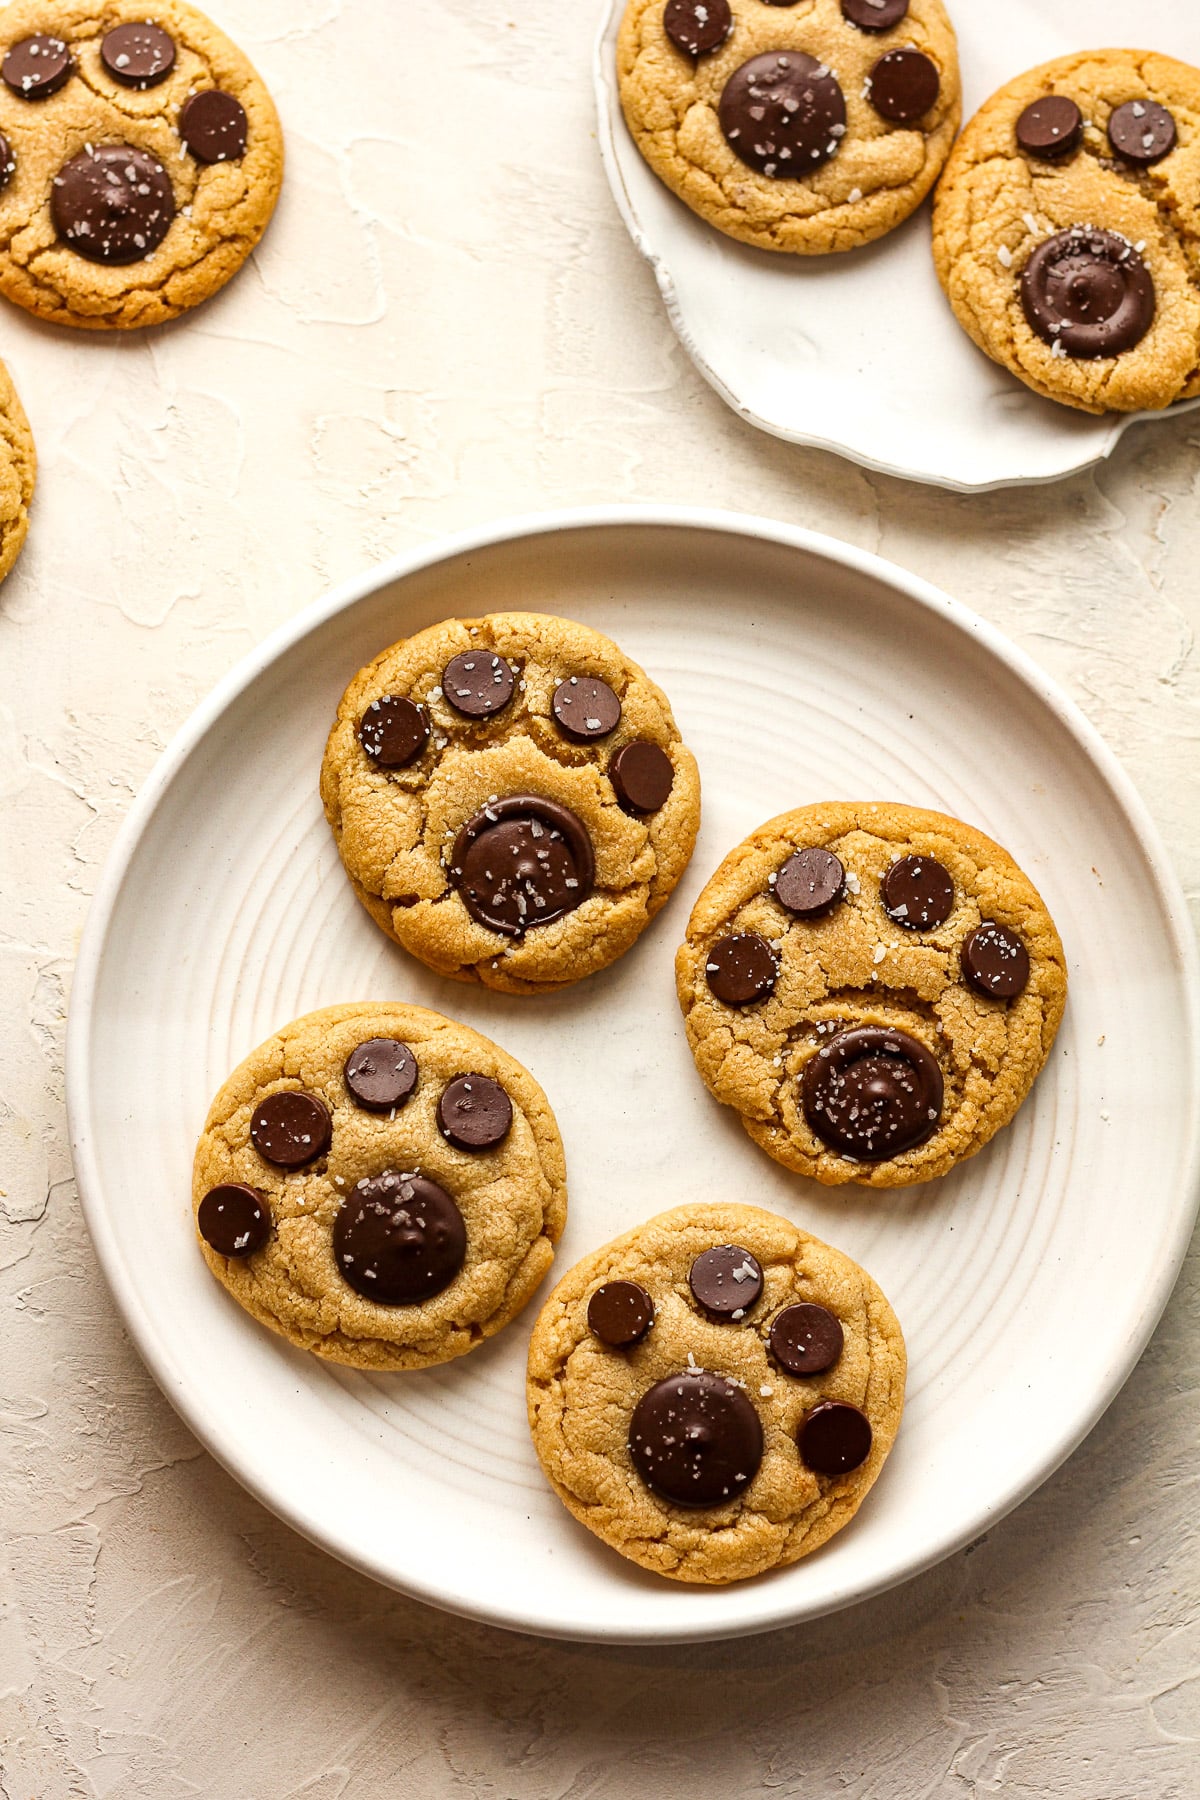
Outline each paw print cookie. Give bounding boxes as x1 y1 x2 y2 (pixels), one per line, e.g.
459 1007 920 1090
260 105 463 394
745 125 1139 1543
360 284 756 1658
0 359 35 583
320 613 702 995
933 51 1200 413
617 0 960 254
192 1003 567 1370
526 1203 905 1584
0 0 283 329
675 803 1067 1188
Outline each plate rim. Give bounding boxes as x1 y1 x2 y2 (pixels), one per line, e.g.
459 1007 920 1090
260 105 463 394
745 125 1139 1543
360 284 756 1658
65 503 1200 1643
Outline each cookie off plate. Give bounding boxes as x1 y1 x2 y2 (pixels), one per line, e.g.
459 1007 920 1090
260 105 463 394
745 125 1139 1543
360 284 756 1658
595 0 1200 490
67 508 1199 1642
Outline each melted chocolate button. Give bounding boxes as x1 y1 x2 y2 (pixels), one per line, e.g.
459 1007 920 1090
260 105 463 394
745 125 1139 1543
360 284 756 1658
770 1303 843 1375
551 676 621 743
250 1091 332 1169
198 1183 269 1257
1021 228 1155 359
1108 99 1176 167
51 145 175 265
868 48 940 124
689 1245 764 1319
344 1038 418 1113
3 35 72 100
101 22 176 88
358 696 429 768
842 0 909 29
629 1369 764 1507
609 740 674 814
333 1170 466 1304
452 794 594 937
961 921 1031 1001
442 650 515 719
719 52 848 178
1016 95 1083 162
799 1400 873 1474
0 134 14 191
437 1074 513 1151
179 88 248 163
802 1026 943 1161
664 0 732 59
706 933 778 1006
588 1280 655 1347
881 854 954 930
775 847 845 918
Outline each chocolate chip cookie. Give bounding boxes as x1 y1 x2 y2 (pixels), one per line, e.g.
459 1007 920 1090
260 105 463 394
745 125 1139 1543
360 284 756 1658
527 1202 905 1584
676 803 1067 1188
320 613 702 995
0 358 35 581
193 1002 567 1370
933 51 1200 412
617 0 960 254
0 0 283 329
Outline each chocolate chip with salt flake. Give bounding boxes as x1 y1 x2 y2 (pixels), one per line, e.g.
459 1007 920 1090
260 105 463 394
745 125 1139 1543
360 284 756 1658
881 854 954 929
451 794 594 936
774 847 845 918
250 1090 332 1169
1021 228 1155 359
1015 95 1082 162
663 0 732 59
588 1280 655 1347
609 740 674 814
868 48 940 124
705 932 778 1005
802 1025 943 1160
333 1169 466 1304
198 1183 269 1257
358 695 429 767
841 0 909 29
718 51 847 178
799 1400 873 1474
629 1369 763 1506
0 133 14 192
179 88 248 163
770 1302 843 1375
344 1038 418 1112
441 650 516 719
2 35 72 101
101 21 176 88
689 1245 764 1319
51 145 175 265
1108 99 1176 167
437 1074 513 1151
551 675 621 742
961 921 1031 1001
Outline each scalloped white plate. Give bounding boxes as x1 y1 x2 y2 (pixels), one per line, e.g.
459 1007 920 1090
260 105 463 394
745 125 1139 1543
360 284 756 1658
595 1 1200 490
67 509 1199 1642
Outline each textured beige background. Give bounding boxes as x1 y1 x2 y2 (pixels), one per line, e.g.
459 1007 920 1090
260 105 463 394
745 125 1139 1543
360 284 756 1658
1 2 1197 1794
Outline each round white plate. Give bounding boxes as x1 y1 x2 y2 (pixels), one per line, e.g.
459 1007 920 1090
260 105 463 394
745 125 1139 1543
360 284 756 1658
67 508 1199 1643
595 1 1200 491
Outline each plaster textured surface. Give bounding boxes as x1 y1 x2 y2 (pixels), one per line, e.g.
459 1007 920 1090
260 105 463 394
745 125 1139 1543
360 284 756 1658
1 3 1197 1795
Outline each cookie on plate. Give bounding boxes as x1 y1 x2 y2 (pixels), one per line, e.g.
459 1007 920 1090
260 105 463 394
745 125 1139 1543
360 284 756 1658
0 0 283 329
527 1202 905 1584
617 0 961 254
320 612 702 996
675 803 1067 1188
0 359 35 582
193 1002 567 1370
933 51 1200 413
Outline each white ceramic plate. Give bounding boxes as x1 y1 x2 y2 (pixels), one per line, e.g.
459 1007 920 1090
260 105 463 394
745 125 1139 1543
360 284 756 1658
67 508 1199 1643
595 1 1200 491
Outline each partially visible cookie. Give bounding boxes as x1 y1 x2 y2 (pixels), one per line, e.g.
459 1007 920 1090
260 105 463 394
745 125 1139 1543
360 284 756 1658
320 612 702 996
933 50 1200 413
193 1002 567 1370
0 0 283 329
617 0 961 254
527 1202 905 1584
676 803 1067 1188
0 359 34 581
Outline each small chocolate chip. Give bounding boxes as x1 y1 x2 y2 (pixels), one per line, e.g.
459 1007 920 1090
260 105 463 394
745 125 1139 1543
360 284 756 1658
0 134 14 191
2 35 72 100
441 650 515 719
868 48 940 124
588 1280 655 1347
333 1170 466 1304
609 740 674 814
961 921 1031 1001
705 933 778 1006
51 145 175 265
452 794 594 937
842 0 908 29
802 1025 944 1161
250 1091 332 1169
664 0 732 58
1108 99 1176 167
101 22 176 88
689 1245 764 1319
1021 227 1155 359
551 676 621 743
198 1183 269 1257
437 1074 513 1151
344 1038 418 1113
358 696 430 768
179 88 248 163
881 854 954 930
775 848 845 918
719 51 847 178
1015 95 1082 162
799 1400 873 1474
770 1303 844 1375
629 1369 764 1507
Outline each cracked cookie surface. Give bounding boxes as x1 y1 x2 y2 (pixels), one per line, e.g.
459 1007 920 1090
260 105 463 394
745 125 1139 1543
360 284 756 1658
0 358 34 581
193 1002 567 1370
0 0 283 329
932 50 1200 412
526 1202 905 1584
320 612 702 995
617 0 960 254
675 803 1067 1188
